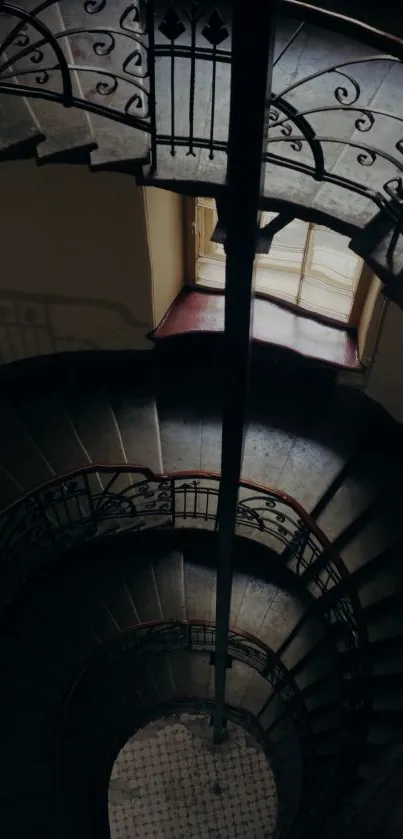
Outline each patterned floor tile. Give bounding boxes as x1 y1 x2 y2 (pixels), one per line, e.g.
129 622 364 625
109 712 278 838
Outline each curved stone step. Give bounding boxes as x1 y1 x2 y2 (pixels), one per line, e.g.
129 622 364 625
364 591 403 641
234 665 275 717
58 0 148 168
292 648 337 695
0 464 23 510
183 552 216 623
157 378 222 473
1 1 93 161
66 384 163 475
0 360 395 558
223 660 269 718
358 559 403 610
280 617 329 675
109 388 163 473
0 404 54 493
56 561 125 643
0 383 163 510
152 549 186 622
0 536 362 839
15 393 91 476
147 651 174 700
316 444 401 544
371 635 403 675
302 672 340 714
164 649 211 699
0 95 42 157
64 387 127 465
122 549 163 622
89 552 140 630
258 691 294 732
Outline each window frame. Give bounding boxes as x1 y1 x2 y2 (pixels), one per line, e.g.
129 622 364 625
184 196 372 331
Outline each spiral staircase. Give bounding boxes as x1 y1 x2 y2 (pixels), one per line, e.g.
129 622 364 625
0 352 401 838
2 2 403 838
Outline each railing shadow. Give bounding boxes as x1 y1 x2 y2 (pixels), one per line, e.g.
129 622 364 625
0 288 150 365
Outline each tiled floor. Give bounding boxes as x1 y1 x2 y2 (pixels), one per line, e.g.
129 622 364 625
109 712 278 838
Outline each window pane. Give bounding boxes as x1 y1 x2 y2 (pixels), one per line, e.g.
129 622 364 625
196 198 225 261
255 267 301 303
300 226 363 321
196 257 225 287
194 199 365 325
299 276 354 321
305 226 361 288
257 216 308 275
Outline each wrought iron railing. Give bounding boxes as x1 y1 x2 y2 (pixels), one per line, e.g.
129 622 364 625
59 618 310 828
0 466 370 824
0 463 332 563
0 464 370 699
67 618 311 737
2 1 403 245
0 464 361 641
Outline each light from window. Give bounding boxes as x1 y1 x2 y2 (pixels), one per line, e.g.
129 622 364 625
195 198 364 323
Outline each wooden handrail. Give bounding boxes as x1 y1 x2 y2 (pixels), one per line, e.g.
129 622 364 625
283 0 403 53
0 462 340 566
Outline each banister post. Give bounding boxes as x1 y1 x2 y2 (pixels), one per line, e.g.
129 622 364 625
213 0 276 743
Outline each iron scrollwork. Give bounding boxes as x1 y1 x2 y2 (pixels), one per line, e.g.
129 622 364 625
267 48 403 235
0 1 151 129
155 2 230 158
0 466 361 654
2 1 403 248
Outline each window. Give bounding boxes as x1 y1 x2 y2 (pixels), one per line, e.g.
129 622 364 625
190 197 368 326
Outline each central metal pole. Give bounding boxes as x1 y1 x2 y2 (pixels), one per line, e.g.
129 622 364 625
213 1 276 744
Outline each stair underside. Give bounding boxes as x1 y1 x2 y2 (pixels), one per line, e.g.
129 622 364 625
1 2 403 274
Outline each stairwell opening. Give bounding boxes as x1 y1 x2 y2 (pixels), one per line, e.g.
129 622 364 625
108 711 279 839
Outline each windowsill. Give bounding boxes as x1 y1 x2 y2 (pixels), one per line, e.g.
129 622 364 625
150 287 362 371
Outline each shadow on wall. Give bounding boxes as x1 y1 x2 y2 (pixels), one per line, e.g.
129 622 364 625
0 289 150 365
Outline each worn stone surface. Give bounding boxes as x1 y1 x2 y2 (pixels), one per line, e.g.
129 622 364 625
108 713 278 839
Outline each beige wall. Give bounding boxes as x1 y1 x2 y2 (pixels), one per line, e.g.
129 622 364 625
0 159 154 364
366 299 403 423
357 274 384 367
144 187 184 328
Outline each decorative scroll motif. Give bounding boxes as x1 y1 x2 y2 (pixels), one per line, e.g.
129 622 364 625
0 465 361 649
0 1 152 132
2 2 403 253
265 39 403 255
155 2 230 160
0 465 368 801
73 619 313 741
58 620 316 819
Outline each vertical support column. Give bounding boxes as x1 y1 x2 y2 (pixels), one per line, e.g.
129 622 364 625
213 1 275 743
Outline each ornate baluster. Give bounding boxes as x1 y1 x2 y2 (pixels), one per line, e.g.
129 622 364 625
146 0 157 172
83 471 95 523
170 477 176 526
158 3 185 156
184 2 202 157
202 8 229 159
193 479 197 517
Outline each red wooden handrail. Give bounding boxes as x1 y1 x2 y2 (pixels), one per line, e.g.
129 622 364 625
284 0 403 52
0 462 341 569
